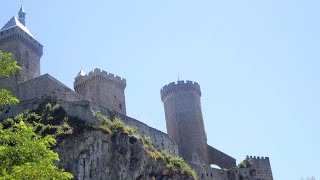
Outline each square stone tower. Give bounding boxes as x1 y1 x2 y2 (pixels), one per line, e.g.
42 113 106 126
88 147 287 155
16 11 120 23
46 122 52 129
74 68 127 115
0 6 43 95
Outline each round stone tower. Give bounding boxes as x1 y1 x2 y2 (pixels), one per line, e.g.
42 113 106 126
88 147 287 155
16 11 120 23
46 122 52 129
161 80 208 165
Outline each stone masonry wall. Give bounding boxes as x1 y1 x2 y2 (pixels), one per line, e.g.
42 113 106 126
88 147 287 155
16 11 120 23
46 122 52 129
0 98 179 157
189 163 228 180
207 145 236 169
161 81 209 165
0 26 43 84
244 156 273 180
17 74 83 102
74 68 127 115
228 168 251 180
0 26 43 56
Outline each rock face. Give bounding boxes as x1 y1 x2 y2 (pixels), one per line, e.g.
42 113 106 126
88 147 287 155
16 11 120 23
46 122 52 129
55 130 193 180
0 98 195 180
0 98 272 180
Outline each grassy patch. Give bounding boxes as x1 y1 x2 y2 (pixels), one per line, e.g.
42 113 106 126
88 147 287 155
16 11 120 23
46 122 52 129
94 111 197 179
161 151 197 179
2 100 92 141
95 111 137 136
237 162 246 168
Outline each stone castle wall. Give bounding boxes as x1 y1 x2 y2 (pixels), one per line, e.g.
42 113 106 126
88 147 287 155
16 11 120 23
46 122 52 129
0 26 43 56
207 145 236 169
0 25 43 97
0 98 179 157
74 68 127 115
228 168 251 180
17 74 83 101
222 156 273 180
0 26 43 84
189 163 229 180
161 81 209 165
244 156 273 180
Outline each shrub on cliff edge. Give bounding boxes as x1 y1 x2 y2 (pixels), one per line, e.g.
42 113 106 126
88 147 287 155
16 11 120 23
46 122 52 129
0 116 73 179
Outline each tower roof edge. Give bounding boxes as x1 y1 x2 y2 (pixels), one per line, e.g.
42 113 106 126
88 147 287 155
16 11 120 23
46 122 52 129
76 69 87 77
0 16 34 38
19 6 26 14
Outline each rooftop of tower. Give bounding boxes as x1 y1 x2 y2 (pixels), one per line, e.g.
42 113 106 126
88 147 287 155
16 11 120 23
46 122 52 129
74 68 127 88
160 80 201 102
18 6 26 14
0 16 33 38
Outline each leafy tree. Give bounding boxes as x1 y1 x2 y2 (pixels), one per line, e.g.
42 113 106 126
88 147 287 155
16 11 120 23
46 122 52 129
0 116 73 179
0 50 73 179
0 50 20 106
0 89 19 106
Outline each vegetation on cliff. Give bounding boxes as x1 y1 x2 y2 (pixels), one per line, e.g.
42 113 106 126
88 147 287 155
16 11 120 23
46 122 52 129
95 111 197 179
0 117 73 179
0 104 74 179
0 51 73 179
1 99 197 179
0 45 197 180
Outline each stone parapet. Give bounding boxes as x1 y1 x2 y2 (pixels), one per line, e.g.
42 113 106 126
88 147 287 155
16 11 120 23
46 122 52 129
246 156 269 160
160 80 201 102
74 68 126 89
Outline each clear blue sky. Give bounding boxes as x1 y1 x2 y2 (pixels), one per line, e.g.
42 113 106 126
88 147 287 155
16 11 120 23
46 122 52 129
1 1 320 179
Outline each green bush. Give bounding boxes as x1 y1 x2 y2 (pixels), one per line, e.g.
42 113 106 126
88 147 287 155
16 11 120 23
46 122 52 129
161 150 197 179
95 111 138 136
237 162 246 168
0 116 73 179
94 111 197 179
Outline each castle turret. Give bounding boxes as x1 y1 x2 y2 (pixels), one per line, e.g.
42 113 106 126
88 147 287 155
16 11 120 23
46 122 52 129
0 6 43 95
161 80 208 165
245 156 273 180
18 6 26 26
74 68 127 115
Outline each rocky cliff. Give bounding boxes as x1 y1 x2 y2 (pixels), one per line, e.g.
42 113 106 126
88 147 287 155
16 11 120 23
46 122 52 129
55 130 193 180
0 99 196 180
0 98 273 180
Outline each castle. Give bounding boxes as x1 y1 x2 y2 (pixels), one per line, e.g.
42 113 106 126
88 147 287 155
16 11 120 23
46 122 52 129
0 7 273 180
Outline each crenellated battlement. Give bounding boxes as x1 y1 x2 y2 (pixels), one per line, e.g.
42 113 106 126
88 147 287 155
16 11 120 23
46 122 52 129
74 68 126 89
74 68 127 114
245 155 273 179
246 156 270 160
160 80 201 102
